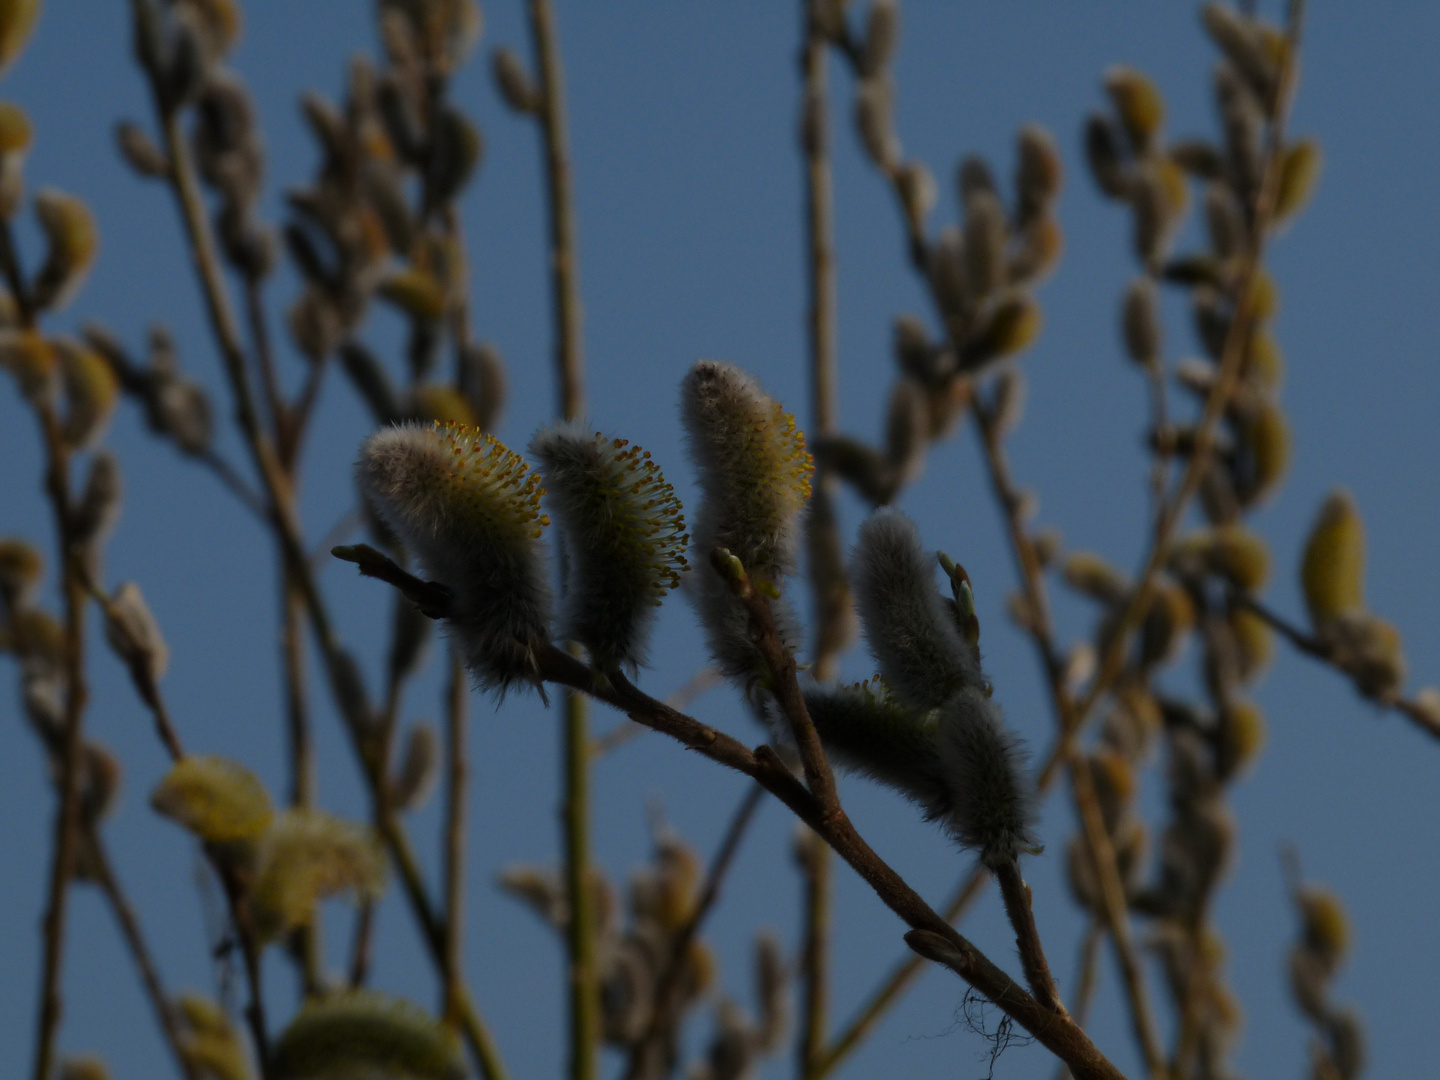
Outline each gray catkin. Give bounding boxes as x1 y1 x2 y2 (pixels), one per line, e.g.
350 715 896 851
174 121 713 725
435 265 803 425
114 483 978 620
358 423 551 694
530 422 687 672
934 687 1039 866
852 509 981 711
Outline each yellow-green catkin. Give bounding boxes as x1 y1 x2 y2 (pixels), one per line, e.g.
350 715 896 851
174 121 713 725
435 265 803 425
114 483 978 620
150 755 275 844
1301 489 1364 629
358 421 552 692
247 808 386 942
531 423 688 672
271 990 465 1080
680 361 812 701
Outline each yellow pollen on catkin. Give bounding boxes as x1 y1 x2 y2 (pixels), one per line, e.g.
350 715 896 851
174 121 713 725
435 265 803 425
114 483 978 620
430 421 548 541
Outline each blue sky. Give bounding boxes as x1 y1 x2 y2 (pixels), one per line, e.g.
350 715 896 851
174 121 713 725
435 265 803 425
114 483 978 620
2 2 1439 1077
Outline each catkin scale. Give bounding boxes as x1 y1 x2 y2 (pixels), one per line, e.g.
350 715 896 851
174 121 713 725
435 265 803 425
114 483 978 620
358 422 551 693
531 423 688 671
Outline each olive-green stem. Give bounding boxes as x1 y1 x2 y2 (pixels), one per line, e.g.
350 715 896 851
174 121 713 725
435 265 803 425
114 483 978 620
527 2 596 1076
443 649 469 1023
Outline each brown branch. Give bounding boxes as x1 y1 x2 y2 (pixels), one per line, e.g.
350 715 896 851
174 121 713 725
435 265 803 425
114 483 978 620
1232 592 1440 741
30 398 91 1080
591 667 721 759
814 865 990 1078
799 10 845 1070
534 653 1126 1078
525 6 594 1077
443 649 469 1023
1065 0 1308 749
626 782 766 1079
994 859 1064 1014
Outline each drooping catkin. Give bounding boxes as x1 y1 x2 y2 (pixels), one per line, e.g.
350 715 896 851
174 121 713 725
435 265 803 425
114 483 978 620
248 808 386 941
358 421 551 693
530 423 688 671
934 687 1039 865
1301 489 1364 629
271 990 465 1080
150 754 275 844
803 678 949 817
851 509 980 712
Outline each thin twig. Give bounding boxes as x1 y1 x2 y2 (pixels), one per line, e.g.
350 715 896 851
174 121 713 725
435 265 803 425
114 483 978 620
526 3 595 1076
443 649 469 1023
137 39 512 1077
30 398 90 1080
799 10 844 1071
591 667 721 759
1232 592 1440 740
626 782 766 1079
1054 919 1104 1080
994 859 1064 1014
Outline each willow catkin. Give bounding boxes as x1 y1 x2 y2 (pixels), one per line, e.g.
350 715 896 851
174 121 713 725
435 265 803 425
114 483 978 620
852 509 980 711
358 422 551 693
530 423 688 671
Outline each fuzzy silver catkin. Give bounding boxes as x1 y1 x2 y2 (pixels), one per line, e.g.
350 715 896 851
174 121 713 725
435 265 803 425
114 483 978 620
934 687 1039 866
680 361 812 582
681 362 812 702
358 422 551 693
530 423 688 672
852 509 980 711
803 680 949 817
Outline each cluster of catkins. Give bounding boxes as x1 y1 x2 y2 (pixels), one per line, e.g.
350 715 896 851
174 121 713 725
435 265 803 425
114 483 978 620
501 827 787 1080
356 359 1038 868
1093 5 1318 518
1288 882 1364 1080
802 1 1060 507
0 540 125 871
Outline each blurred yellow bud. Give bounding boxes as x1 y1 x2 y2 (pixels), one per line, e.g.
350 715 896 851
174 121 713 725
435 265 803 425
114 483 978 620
1237 397 1290 506
378 265 448 322
0 329 56 401
0 0 41 74
32 188 98 311
1216 698 1265 779
1229 606 1274 685
1104 65 1165 151
964 293 1041 367
58 339 119 449
411 383 476 427
151 755 275 844
1299 886 1349 972
1274 138 1321 223
0 100 30 153
1063 551 1129 605
1300 489 1364 629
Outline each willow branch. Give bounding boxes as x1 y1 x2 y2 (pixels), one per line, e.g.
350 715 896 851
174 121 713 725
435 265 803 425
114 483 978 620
30 399 90 1080
994 859 1064 1014
814 866 990 1079
1232 592 1440 741
136 42 511 1074
799 10 843 1070
1065 0 1307 747
443 649 469 1023
526 4 595 1076
626 782 765 1079
591 667 721 759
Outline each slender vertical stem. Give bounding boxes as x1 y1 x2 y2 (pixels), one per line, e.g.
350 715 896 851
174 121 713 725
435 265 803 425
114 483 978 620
527 3 596 1077
281 576 322 994
798 832 832 1079
30 403 88 1080
799 15 842 1072
443 650 469 1022
530 0 584 424
994 859 1064 1014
